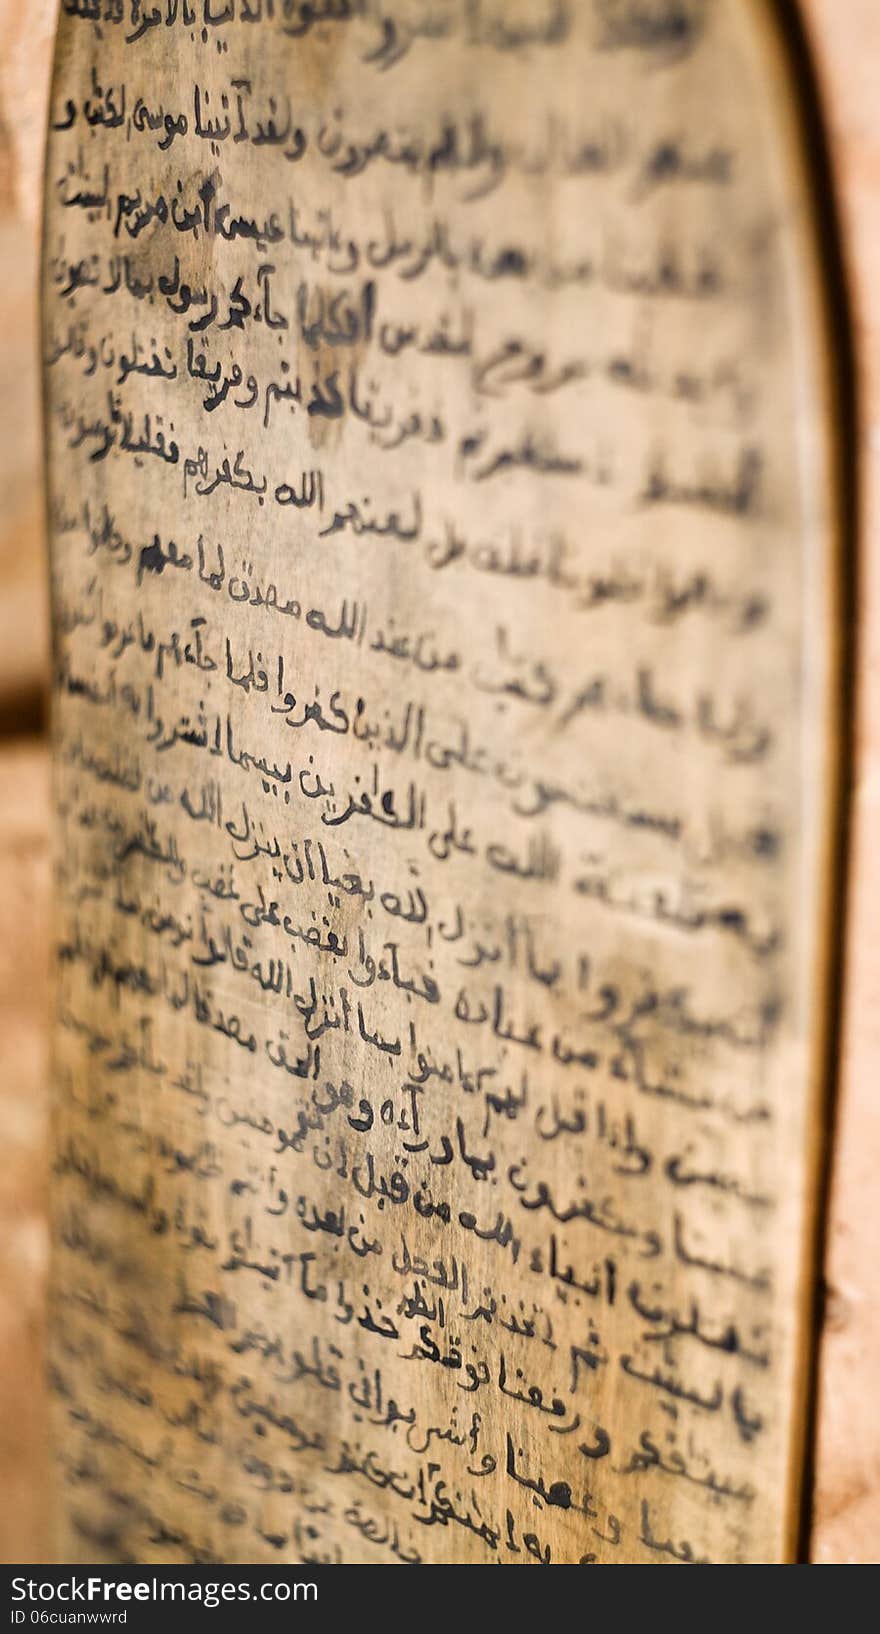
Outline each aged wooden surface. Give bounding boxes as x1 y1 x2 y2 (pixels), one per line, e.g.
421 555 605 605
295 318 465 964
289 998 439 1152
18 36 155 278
41 0 845 1564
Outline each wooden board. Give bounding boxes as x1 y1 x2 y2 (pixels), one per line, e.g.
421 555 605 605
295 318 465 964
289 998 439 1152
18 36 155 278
42 0 846 1564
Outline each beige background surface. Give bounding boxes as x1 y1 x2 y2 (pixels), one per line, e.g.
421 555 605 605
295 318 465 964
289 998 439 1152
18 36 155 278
0 0 53 720
802 0 880 1565
0 0 875 1564
0 0 55 1566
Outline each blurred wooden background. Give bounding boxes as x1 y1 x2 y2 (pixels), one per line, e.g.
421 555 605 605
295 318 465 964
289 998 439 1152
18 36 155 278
0 0 875 1564
0 0 55 1565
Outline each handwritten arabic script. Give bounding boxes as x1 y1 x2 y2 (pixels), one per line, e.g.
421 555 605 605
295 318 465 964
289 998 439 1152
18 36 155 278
44 0 841 1564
